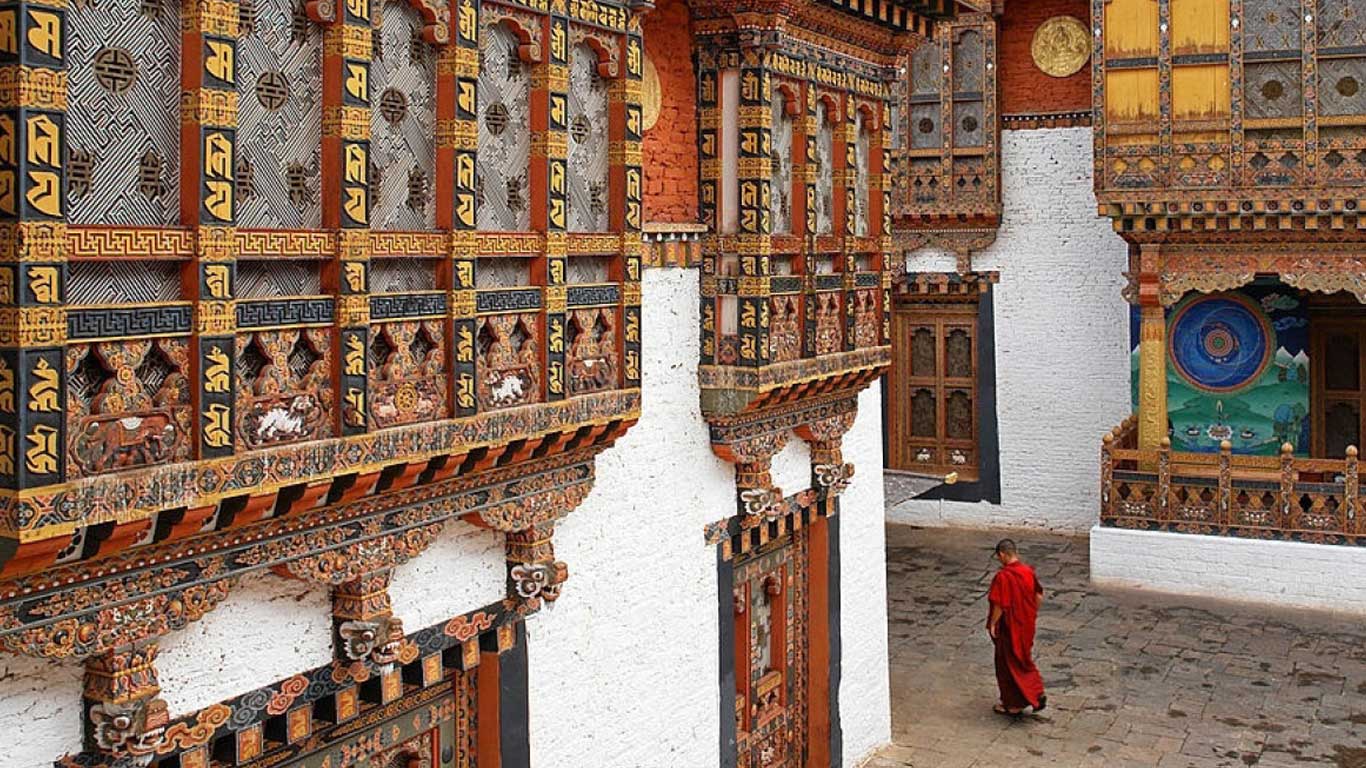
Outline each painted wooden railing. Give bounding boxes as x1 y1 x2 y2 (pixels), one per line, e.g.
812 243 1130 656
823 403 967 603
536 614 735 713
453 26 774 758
1101 417 1362 545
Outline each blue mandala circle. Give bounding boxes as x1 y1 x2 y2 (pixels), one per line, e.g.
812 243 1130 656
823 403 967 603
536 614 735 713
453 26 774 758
1169 295 1272 392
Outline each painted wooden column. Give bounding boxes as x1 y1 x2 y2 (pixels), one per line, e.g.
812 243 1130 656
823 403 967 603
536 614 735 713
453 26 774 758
611 27 644 389
735 47 772 369
320 0 373 437
525 14 567 403
877 100 893 347
1136 245 1168 452
836 94 858 353
0 0 69 492
697 51 719 366
439 0 480 418
181 0 239 461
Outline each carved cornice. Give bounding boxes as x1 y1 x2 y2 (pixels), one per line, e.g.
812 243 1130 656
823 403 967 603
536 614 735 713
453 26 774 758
0 451 599 659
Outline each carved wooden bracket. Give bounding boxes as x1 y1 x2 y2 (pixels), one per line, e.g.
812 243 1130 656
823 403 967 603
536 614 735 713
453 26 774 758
796 410 857 499
82 641 169 761
505 523 567 608
332 570 408 671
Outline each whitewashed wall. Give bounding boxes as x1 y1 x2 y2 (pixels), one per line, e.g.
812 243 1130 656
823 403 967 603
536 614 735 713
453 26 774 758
889 126 1131 533
1091 526 1366 616
3 268 893 767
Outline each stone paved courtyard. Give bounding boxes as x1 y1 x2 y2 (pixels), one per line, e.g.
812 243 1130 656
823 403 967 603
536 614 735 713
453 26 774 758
871 525 1366 768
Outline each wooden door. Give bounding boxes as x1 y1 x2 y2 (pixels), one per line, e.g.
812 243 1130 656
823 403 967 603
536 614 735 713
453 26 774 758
887 301 979 479
1312 320 1366 458
734 531 808 768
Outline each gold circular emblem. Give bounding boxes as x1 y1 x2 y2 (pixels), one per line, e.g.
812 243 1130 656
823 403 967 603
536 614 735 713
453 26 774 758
641 54 662 132
1031 16 1091 79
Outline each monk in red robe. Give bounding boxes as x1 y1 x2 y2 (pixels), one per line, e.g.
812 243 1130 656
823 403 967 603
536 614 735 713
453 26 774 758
986 539 1047 716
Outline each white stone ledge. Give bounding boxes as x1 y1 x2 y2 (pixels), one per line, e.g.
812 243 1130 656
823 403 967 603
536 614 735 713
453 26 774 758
1089 525 1366 616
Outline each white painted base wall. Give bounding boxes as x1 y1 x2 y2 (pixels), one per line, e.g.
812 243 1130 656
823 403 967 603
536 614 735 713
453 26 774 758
2 268 893 768
888 126 1132 534
1089 525 1366 616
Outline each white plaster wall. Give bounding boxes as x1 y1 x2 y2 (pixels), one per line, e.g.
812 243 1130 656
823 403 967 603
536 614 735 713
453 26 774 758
890 126 1131 533
158 574 334 715
2 652 83 766
839 384 893 768
1090 525 1366 616
526 267 734 768
389 519 506 630
527 268 892 768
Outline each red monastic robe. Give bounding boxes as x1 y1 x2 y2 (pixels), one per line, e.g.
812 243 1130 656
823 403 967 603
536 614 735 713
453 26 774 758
988 561 1046 710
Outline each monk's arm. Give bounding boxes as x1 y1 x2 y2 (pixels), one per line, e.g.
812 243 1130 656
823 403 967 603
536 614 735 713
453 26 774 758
987 603 1003 638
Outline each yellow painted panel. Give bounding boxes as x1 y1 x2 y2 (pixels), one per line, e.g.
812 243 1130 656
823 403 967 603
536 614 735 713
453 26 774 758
1171 0 1230 54
1172 64 1231 121
1105 0 1159 58
1106 68 1160 123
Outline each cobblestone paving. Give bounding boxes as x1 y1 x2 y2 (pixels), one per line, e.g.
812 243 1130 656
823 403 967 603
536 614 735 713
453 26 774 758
870 525 1366 768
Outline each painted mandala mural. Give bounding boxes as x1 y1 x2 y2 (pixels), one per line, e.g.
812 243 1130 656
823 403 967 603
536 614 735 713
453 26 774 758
1168 295 1272 392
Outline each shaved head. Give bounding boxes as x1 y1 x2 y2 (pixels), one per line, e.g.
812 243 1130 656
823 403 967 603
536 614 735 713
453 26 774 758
994 539 1018 557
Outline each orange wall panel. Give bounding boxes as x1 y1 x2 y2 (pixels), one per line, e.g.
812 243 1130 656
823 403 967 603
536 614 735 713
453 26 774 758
999 0 1093 118
642 0 699 224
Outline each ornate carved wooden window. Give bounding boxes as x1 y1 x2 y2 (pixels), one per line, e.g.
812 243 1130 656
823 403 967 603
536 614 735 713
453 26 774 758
67 0 182 225
477 22 531 231
733 532 808 768
1317 0 1366 153
371 0 438 231
237 0 324 228
894 13 999 234
888 299 979 479
567 43 611 232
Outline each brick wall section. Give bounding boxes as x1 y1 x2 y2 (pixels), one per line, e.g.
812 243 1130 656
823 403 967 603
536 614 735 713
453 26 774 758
641 0 699 223
998 0 1091 117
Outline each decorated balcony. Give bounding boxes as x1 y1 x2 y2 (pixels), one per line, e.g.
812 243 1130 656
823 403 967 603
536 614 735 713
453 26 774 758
1095 0 1366 234
693 15 908 421
0 0 646 676
892 9 1003 264
1102 417 1362 544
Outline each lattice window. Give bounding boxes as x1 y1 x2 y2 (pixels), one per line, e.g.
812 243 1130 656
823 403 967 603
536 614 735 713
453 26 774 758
478 23 531 231
1317 2 1366 131
68 262 181 306
888 299 979 479
370 258 439 293
567 44 610 232
237 0 323 228
371 0 437 231
68 0 182 225
770 89 795 235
